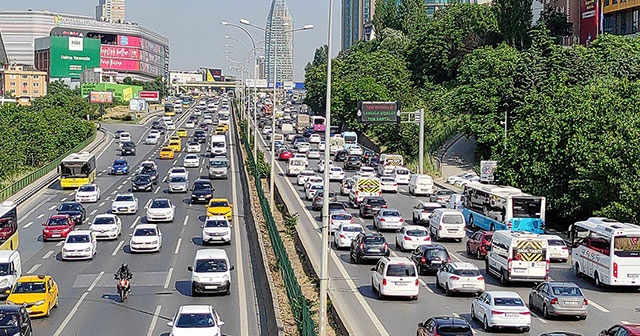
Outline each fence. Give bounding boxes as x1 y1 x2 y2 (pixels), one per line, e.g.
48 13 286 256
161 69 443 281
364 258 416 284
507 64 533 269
237 107 316 335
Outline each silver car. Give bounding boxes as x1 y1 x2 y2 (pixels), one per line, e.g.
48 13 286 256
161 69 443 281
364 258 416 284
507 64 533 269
528 282 588 320
168 175 188 193
373 208 404 231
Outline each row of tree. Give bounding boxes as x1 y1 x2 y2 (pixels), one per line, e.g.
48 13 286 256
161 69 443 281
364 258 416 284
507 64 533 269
304 0 640 226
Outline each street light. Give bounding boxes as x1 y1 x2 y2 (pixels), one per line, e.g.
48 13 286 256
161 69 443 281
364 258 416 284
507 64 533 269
240 18 314 212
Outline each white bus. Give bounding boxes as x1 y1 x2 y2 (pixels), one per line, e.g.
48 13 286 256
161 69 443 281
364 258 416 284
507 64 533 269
570 217 640 287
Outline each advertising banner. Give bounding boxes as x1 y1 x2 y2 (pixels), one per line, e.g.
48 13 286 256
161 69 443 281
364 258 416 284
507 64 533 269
130 99 146 112
141 39 162 54
140 62 161 76
205 68 223 82
139 91 159 101
117 35 142 47
101 58 140 71
580 0 600 44
90 91 113 104
101 46 141 60
49 36 101 79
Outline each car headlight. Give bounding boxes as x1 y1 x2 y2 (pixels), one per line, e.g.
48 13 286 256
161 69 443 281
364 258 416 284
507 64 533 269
83 247 91 252
6 300 14 305
222 274 230 282
0 279 8 288
192 275 200 282
110 227 118 232
151 240 158 244
35 300 45 306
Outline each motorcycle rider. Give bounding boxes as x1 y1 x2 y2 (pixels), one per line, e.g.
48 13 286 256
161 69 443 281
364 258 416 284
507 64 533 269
114 263 132 294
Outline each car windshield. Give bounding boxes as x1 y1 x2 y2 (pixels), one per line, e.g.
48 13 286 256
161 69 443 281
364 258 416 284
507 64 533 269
211 160 226 167
437 325 472 335
57 203 80 212
47 217 68 226
194 183 213 191
332 214 352 221
151 200 170 208
141 168 156 175
386 264 416 277
396 169 409 175
551 286 583 296
493 297 525 306
114 160 127 166
78 185 95 192
442 215 464 224
209 201 229 207
175 313 215 328
186 155 198 160
381 211 400 217
382 178 395 183
364 236 385 244
406 229 428 237
205 220 229 228
13 282 45 294
367 199 386 206
135 175 151 183
67 235 91 243
343 226 363 233
115 195 134 202
425 249 448 259
134 228 157 236
547 239 566 246
93 217 115 225
195 259 228 272
170 176 186 183
453 269 481 277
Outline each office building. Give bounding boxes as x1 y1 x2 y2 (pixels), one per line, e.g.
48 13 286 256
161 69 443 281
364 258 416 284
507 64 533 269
257 56 266 79
602 0 639 37
265 0 294 84
96 0 126 23
0 64 48 104
0 31 7 65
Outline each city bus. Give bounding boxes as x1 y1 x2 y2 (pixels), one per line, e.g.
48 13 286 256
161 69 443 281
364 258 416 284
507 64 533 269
341 131 358 150
570 217 640 287
311 116 326 132
0 201 18 250
462 182 545 234
59 152 97 189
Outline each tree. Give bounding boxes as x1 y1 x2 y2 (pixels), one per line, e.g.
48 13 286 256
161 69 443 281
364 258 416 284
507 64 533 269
397 0 429 39
373 0 401 39
493 0 533 49
537 7 573 41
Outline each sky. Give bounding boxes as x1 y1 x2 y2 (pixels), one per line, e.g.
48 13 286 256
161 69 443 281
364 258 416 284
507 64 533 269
1 0 341 81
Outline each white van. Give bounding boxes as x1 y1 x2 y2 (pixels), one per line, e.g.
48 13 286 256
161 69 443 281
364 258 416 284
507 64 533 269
428 209 465 242
188 249 234 296
370 257 419 300
210 135 227 155
287 158 306 176
0 250 21 297
408 174 436 196
393 167 411 184
486 231 549 285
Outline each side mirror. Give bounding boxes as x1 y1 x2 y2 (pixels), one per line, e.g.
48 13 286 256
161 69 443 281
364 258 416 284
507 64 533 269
485 245 491 251
219 320 225 327
187 266 193 272
4 289 9 295
167 321 174 327
230 265 235 271
599 330 608 336
418 322 424 328
370 267 376 271
129 234 133 237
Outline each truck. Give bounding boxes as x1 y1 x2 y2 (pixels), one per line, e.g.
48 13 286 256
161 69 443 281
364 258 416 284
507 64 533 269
281 124 294 135
349 176 382 207
378 154 404 176
210 135 227 155
296 114 310 133
329 136 345 154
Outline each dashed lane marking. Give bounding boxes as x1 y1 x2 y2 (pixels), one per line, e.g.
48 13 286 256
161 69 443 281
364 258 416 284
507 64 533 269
183 215 189 226
89 209 98 216
146 305 162 336
154 186 161 193
117 185 123 190
56 241 63 246
52 292 89 336
23 222 33 229
27 264 41 274
42 250 54 259
87 271 104 292
164 268 173 289
174 238 182 254
60 198 67 202
98 201 105 207
112 240 124 256
590 300 610 313
48 205 56 211
37 214 44 219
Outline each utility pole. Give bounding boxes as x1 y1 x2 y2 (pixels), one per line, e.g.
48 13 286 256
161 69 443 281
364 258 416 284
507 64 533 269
418 108 424 174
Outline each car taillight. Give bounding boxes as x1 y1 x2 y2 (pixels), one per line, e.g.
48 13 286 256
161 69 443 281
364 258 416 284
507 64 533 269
382 205 388 208
447 257 451 263
350 218 354 223
383 243 388 250
399 218 404 222
490 310 503 315
583 298 589 305
613 262 618 278
450 276 460 281
393 183 397 186
339 234 346 239
507 220 512 229
359 243 364 250
477 276 484 281
421 257 426 264
439 225 443 230
550 298 558 305
404 236 412 241
415 279 419 286
382 278 387 286
380 218 386 222
507 258 512 273
520 311 530 315
424 236 431 241
561 246 568 250
422 210 428 213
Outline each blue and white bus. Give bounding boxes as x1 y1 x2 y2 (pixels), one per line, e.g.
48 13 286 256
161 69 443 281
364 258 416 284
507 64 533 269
462 182 545 234
341 131 358 150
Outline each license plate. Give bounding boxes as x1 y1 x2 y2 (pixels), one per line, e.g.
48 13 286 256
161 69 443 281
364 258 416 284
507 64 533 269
52 234 61 238
213 237 223 240
368 248 380 252
199 197 205 200
205 285 217 290
564 301 579 306
505 313 519 317
118 208 127 211
462 284 474 288
395 282 407 286
629 274 640 278
431 260 442 264
513 268 526 273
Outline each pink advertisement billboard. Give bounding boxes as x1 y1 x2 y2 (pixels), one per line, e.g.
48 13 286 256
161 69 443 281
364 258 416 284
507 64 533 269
117 35 142 47
101 46 140 60
101 58 140 71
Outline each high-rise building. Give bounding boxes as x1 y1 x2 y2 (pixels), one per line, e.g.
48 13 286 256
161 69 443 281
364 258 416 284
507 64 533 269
257 56 267 79
96 0 126 23
265 0 294 84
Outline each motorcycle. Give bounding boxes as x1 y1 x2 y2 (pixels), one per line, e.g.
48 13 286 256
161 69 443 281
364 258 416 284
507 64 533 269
117 278 130 302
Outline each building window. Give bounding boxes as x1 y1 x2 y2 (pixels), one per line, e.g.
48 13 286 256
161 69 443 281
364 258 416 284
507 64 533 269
33 82 39 87
605 0 609 5
9 82 15 86
21 75 27 79
33 90 39 95
33 75 39 79
633 9 639 33
21 90 27 94
9 74 16 79
604 15 614 33
621 11 628 34
22 82 28 87
9 90 15 94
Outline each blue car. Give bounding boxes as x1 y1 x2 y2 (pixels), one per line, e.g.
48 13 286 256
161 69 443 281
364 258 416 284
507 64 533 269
111 159 129 175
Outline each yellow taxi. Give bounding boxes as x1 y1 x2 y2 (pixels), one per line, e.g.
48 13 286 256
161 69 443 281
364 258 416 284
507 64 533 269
164 111 176 117
159 146 175 159
219 124 229 132
168 140 182 152
176 128 188 138
169 135 181 142
207 198 233 221
214 127 226 135
6 275 59 317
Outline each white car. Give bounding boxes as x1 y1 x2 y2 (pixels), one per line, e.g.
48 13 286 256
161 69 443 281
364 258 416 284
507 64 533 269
286 133 297 141
262 126 272 135
380 177 398 193
307 148 321 159
129 224 163 253
373 208 405 231
309 134 321 143
168 166 189 180
183 154 200 168
296 170 316 186
318 141 326 151
395 226 430 251
149 129 162 137
111 193 139 214
358 167 377 177
145 134 159 145
436 262 485 295
165 120 176 130
297 142 311 153
292 153 308 166
327 167 345 181
139 160 158 171
185 120 196 128
371 257 419 300
305 183 323 201
201 216 232 245
333 223 364 249
455 175 480 187
329 212 354 232
447 173 467 185
167 305 225 336
162 116 172 122
89 214 122 240
61 230 97 260
317 160 333 173
187 142 201 153
145 198 176 222
542 234 569 262
119 132 131 142
348 145 363 156
393 167 411 184
203 115 213 124
471 291 530 332
304 177 324 192
75 184 101 203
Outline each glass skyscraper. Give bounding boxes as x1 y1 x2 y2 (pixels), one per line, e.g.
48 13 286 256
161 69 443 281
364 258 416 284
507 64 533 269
265 0 294 84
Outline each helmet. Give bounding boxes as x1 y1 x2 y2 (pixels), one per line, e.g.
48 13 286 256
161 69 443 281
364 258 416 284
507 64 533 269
122 263 128 269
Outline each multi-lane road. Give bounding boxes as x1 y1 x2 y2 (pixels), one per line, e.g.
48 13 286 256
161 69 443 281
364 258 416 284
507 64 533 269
255 126 640 335
12 103 271 335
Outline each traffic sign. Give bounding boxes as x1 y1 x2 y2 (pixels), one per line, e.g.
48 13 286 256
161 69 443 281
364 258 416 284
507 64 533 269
139 91 159 101
480 160 498 182
357 101 400 124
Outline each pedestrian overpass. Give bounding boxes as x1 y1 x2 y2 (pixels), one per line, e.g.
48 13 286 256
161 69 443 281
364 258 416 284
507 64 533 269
172 80 240 94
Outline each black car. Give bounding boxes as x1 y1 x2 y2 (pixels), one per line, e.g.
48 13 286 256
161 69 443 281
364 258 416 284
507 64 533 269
334 150 349 162
411 244 450 275
193 130 207 143
303 127 315 137
139 167 158 181
0 305 33 336
417 316 473 336
311 191 338 211
362 150 376 162
367 156 379 167
114 130 126 139
344 155 362 170
120 141 136 156
349 233 389 264
190 179 215 204
131 174 155 192
359 196 387 218
56 202 86 225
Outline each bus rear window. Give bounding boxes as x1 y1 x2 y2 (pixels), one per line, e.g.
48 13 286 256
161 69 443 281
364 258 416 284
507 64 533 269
614 236 640 257
512 198 542 218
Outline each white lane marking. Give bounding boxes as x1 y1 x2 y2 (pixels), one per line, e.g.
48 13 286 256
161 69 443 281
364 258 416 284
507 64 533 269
98 173 103 177
174 238 182 254
23 221 33 229
106 196 111 201
60 198 67 202
27 264 41 274
357 217 364 223
164 268 174 289
42 250 54 259
132 216 141 227
146 305 162 336
530 312 547 323
56 241 64 246
89 209 98 216
37 214 44 219
121 180 128 185
622 320 631 324
452 313 460 317
183 215 189 226
48 205 56 211
96 137 115 159
88 271 104 292
590 300 610 313
98 201 105 207
68 192 75 196
451 253 462 262
53 291 89 336
199 167 203 174
173 160 177 165
112 240 125 256
117 185 123 190
154 186 160 193
418 279 434 293
111 190 117 195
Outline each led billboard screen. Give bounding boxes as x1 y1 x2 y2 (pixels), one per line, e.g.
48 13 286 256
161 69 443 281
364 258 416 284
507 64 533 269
101 58 140 71
49 36 101 79
101 46 141 60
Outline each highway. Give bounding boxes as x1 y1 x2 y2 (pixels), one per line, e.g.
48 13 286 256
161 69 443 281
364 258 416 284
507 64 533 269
12 103 267 336
255 126 639 336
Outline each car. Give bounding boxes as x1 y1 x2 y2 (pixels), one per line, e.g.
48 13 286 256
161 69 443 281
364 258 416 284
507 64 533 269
110 159 129 175
466 231 493 260
349 233 390 264
188 249 234 296
454 174 480 187
191 179 215 204
119 132 131 142
292 153 308 166
542 234 569 262
7 275 58 317
185 120 195 129
89 214 122 240
328 202 348 214
120 141 136 156
430 189 454 205
139 166 159 182
183 154 200 168
380 177 398 193
168 140 182 152
599 324 640 336
373 208 405 231
393 167 411 184
151 121 164 130
395 225 430 251
447 173 471 185
359 166 377 177
278 149 294 161
115 129 126 139
200 124 209 131
132 174 155 192
411 244 451 275
359 196 387 219
139 160 158 171
304 176 324 192
307 148 320 159
333 223 364 249
436 262 485 296
110 193 138 214
183 140 199 152
528 281 588 319
144 134 160 145
367 156 379 167
371 256 419 300
340 178 355 196
309 134 321 143
416 316 474 336
160 146 175 159
412 201 443 225
61 230 97 260
327 167 345 181
297 142 311 153
344 155 362 170
129 224 163 253
193 130 207 143
166 305 225 336
168 166 189 180
334 150 349 162
311 191 338 211
471 291 531 332
207 198 233 221
165 120 176 130
329 211 354 231
292 137 306 149
296 170 316 186
145 198 176 222
55 202 85 225
305 183 323 201
42 215 74 241
262 125 272 135
75 184 100 203
317 159 333 173
201 216 232 245
168 175 188 193
214 126 226 135
348 145 363 156
318 141 326 151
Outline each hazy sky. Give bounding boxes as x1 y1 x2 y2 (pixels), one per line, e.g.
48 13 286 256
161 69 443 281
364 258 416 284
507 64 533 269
1 0 341 81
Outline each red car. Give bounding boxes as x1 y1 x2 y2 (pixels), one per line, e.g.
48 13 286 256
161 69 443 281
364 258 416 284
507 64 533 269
278 150 293 161
42 214 75 241
600 324 640 336
466 231 493 259
200 124 208 131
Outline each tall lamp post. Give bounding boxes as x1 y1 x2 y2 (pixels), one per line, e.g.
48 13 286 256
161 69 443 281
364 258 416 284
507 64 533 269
226 55 247 121
240 18 314 211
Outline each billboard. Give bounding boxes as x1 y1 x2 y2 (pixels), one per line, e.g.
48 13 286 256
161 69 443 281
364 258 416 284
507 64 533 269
139 91 159 101
205 68 223 82
580 0 600 44
101 58 140 71
49 36 101 78
101 46 141 60
117 35 142 47
90 91 113 104
357 101 401 124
